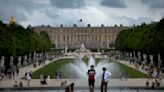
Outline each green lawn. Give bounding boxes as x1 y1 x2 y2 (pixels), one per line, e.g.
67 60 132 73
32 59 73 79
116 62 148 78
32 58 148 79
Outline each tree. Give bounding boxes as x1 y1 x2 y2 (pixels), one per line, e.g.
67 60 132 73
0 21 52 67
115 18 164 67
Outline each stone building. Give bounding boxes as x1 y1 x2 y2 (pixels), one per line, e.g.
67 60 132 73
32 25 129 49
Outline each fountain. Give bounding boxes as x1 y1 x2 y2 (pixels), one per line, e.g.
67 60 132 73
59 56 120 79
64 45 68 53
59 44 120 78
80 43 87 52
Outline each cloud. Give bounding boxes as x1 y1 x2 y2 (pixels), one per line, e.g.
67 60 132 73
141 0 164 8
44 9 60 18
0 0 162 27
0 0 27 22
49 0 86 9
100 0 127 8
0 0 47 22
111 15 154 26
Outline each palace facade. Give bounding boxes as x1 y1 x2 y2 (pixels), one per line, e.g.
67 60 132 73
32 25 129 49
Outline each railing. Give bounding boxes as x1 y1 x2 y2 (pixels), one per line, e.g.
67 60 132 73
0 86 164 92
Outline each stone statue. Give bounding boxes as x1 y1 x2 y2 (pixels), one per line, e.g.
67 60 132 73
65 45 68 53
17 56 22 67
0 56 5 67
137 52 141 62
10 56 14 66
149 55 154 66
28 53 32 63
23 55 27 66
8 16 17 25
158 54 162 68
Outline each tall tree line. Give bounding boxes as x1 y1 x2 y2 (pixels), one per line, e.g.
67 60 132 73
115 18 164 68
0 20 51 67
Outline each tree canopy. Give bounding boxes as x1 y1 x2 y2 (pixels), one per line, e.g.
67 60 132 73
0 21 51 57
115 18 164 55
115 18 164 67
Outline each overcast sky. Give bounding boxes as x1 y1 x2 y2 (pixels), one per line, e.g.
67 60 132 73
0 0 164 27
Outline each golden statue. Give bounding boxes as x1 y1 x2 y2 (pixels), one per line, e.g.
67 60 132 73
8 16 17 25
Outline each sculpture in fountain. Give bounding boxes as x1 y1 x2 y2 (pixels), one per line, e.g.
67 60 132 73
80 43 87 52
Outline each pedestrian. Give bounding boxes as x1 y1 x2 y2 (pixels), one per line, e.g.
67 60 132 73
40 74 44 85
16 67 19 75
146 80 149 87
124 71 128 80
27 73 31 86
47 75 50 84
55 71 59 81
101 67 111 92
13 81 18 88
19 81 23 87
59 71 62 80
87 65 96 92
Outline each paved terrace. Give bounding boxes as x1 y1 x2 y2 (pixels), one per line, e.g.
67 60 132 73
0 56 164 88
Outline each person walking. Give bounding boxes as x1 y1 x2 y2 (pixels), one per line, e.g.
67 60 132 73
27 73 31 86
101 67 111 92
87 65 96 92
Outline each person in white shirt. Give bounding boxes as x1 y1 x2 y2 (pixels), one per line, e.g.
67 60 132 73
27 73 31 86
101 67 111 92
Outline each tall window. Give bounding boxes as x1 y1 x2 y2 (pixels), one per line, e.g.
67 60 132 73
58 35 60 42
54 35 55 41
95 35 97 41
105 35 107 41
78 34 80 41
92 35 94 42
99 35 101 41
108 35 110 41
63 35 65 42
67 35 69 42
